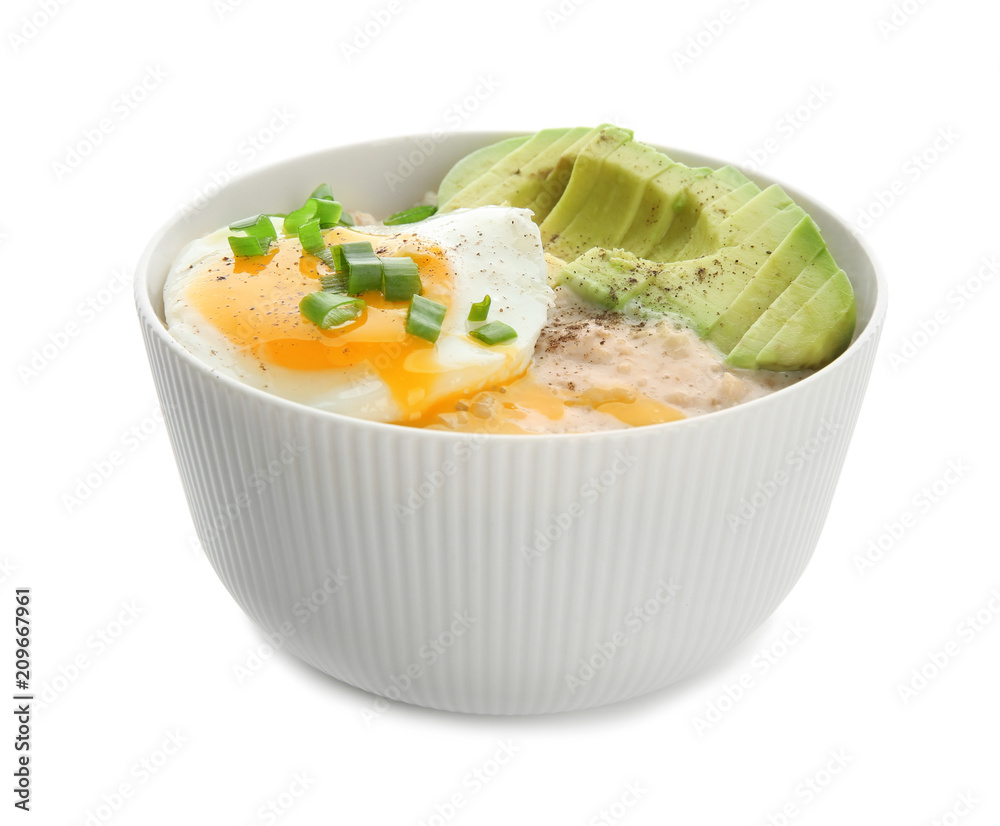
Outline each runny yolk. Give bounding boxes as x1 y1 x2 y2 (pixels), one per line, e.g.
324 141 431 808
187 227 455 421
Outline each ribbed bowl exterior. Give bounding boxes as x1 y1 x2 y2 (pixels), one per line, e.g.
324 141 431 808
136 133 886 714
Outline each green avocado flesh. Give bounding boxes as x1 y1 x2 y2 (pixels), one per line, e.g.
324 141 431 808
436 126 856 371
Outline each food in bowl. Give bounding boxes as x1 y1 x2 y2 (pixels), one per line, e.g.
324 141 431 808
136 130 885 713
164 125 855 433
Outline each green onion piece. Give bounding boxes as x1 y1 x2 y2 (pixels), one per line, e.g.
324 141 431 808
313 246 339 273
228 234 272 257
381 257 422 302
229 214 277 242
341 241 383 294
338 212 355 227
299 291 365 330
467 295 491 322
314 198 343 229
284 200 319 235
469 321 517 346
406 295 447 343
320 270 349 293
384 205 438 226
310 183 334 201
298 218 325 254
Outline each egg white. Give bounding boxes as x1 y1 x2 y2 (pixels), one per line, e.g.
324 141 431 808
164 207 552 423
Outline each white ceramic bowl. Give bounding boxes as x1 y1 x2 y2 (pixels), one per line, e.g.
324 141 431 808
136 132 886 714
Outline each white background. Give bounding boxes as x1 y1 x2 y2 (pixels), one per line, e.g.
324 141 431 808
5 0 998 823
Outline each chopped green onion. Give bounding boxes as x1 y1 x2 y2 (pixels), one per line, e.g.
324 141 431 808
229 214 275 239
314 198 343 229
298 218 325 254
341 241 383 294
310 183 334 201
406 295 447 343
467 295 491 322
320 270 349 293
284 200 319 235
338 212 355 227
469 321 517 346
299 291 365 330
228 234 272 257
381 257 422 302
384 204 438 226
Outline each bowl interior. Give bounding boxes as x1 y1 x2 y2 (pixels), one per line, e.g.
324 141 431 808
138 131 884 357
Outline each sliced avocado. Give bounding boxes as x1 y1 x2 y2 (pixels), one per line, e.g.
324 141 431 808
707 217 828 353
726 249 842 369
439 127 574 212
624 246 770 335
538 125 634 248
546 139 674 260
648 167 757 262
437 135 530 206
556 248 645 309
754 271 856 370
471 126 595 217
673 180 762 261
523 127 609 223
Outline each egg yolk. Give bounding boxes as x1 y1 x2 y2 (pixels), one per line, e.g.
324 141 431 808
188 227 473 422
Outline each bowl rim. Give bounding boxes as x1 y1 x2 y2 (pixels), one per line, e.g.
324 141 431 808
135 129 888 442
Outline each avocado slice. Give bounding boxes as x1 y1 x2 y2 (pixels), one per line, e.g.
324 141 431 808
523 126 615 223
437 135 530 206
538 125 634 248
438 127 576 212
546 139 675 260
725 249 842 369
707 217 828 353
753 271 856 370
471 126 595 214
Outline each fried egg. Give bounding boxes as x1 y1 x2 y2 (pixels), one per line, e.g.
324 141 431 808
164 207 552 424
